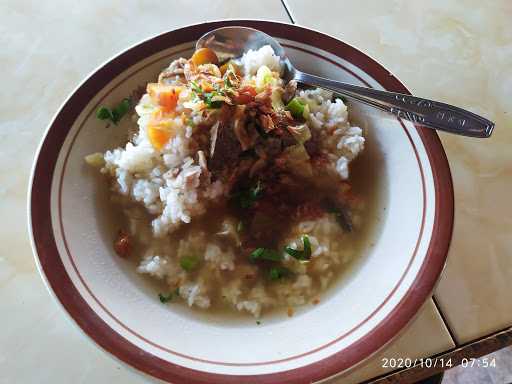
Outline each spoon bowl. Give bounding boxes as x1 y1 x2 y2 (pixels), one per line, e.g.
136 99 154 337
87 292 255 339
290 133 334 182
197 26 494 138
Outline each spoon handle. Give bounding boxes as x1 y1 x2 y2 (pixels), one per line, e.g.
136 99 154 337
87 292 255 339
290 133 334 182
294 71 494 138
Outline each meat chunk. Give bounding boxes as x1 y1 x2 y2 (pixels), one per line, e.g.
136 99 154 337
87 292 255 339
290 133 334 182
208 121 242 177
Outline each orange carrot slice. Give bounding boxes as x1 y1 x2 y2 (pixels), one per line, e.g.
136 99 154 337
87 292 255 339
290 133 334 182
191 48 219 66
148 125 172 150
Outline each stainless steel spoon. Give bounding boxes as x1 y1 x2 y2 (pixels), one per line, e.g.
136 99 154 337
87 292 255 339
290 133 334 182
197 26 494 138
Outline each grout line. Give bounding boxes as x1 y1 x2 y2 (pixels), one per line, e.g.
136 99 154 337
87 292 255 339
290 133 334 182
279 0 296 24
432 295 460 347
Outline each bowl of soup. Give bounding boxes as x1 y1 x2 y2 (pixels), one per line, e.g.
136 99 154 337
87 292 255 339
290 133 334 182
29 20 453 384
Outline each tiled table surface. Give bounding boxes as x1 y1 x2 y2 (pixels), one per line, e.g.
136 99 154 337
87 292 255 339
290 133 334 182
1 1 510 383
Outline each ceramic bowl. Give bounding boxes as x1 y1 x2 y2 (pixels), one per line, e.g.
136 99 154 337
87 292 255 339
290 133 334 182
28 20 453 383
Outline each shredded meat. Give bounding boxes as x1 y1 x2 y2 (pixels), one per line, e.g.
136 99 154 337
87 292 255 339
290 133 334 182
158 58 188 84
232 105 254 150
254 88 272 104
259 114 275 132
283 80 297 104
271 110 294 129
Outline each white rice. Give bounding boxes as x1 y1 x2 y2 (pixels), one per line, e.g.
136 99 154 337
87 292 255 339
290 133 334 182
297 88 365 179
240 44 283 75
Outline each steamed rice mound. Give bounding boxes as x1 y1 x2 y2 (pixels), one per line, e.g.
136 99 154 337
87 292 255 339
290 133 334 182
92 46 366 317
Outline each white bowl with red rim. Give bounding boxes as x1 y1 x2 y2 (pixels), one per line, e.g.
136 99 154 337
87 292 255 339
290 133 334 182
28 20 453 383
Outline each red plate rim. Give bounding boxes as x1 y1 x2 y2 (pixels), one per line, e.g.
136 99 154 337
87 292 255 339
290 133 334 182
29 20 454 384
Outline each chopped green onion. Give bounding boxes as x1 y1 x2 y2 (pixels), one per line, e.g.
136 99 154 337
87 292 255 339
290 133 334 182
250 248 282 262
158 287 180 303
190 81 224 108
112 98 131 121
96 106 114 121
159 292 172 303
180 255 200 271
203 92 223 109
284 235 312 261
255 65 274 89
303 235 311 258
269 266 291 280
234 180 264 209
302 104 310 119
286 97 305 119
251 180 263 198
190 81 203 94
96 97 132 125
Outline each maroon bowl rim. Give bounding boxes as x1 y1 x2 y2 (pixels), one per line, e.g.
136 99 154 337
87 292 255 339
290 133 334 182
29 20 454 384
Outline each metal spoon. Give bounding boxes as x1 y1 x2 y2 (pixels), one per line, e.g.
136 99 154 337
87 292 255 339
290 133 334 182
197 26 494 138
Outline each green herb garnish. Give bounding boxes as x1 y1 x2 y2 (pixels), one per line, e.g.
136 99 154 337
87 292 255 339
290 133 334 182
158 293 173 303
180 255 200 271
189 81 224 109
203 91 223 109
286 97 305 119
250 248 282 262
190 81 203 94
285 235 312 261
250 180 264 200
234 180 264 209
96 106 114 121
96 97 132 125
158 288 180 303
269 266 291 280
